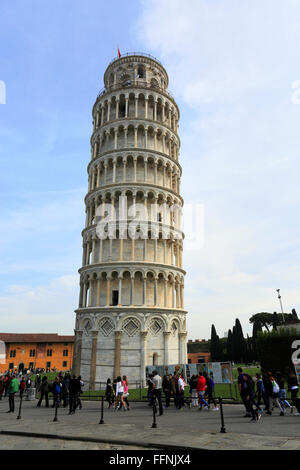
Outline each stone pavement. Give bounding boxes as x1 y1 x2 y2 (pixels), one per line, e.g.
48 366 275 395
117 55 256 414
1 397 300 450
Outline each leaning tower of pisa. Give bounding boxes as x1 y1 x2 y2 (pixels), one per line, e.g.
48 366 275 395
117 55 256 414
72 53 187 387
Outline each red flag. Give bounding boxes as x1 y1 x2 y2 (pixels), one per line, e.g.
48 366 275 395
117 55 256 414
118 47 121 58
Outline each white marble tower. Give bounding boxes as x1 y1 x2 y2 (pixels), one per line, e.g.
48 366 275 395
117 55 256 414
73 53 187 387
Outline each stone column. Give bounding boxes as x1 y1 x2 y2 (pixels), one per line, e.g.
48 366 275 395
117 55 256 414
130 276 134 305
143 277 147 305
133 157 137 182
114 331 122 379
72 330 83 376
106 277 111 306
96 279 101 306
140 331 148 386
164 331 171 366
89 330 98 391
116 99 119 119
118 276 122 306
125 97 129 118
123 159 127 182
145 97 149 119
179 332 187 365
112 158 117 183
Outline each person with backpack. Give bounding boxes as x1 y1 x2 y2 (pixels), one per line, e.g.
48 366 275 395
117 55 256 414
266 372 285 416
37 376 50 407
51 377 62 408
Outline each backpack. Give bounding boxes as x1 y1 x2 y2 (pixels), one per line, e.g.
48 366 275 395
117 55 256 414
272 380 280 394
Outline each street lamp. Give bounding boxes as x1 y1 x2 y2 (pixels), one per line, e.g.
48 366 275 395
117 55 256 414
276 289 285 323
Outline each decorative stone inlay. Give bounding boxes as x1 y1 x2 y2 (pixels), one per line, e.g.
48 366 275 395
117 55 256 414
149 319 163 336
171 321 178 336
99 318 114 336
122 317 140 337
84 320 92 334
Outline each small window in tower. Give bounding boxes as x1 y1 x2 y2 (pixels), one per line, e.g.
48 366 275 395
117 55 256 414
137 66 145 79
112 290 119 306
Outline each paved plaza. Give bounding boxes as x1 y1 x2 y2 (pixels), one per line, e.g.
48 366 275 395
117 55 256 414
1 397 300 450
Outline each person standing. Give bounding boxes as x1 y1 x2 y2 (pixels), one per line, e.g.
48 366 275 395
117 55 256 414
121 376 130 410
238 368 251 417
151 370 163 416
162 373 171 408
19 377 26 398
176 374 185 410
68 375 81 414
37 376 49 408
105 378 115 408
0 375 4 400
7 374 19 413
52 377 62 408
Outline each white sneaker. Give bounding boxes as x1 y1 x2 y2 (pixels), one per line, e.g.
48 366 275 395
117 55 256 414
213 407 219 411
294 412 300 416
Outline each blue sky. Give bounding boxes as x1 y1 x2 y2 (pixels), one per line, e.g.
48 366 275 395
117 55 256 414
0 0 300 339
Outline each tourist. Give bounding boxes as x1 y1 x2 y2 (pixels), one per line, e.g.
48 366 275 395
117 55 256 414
256 373 268 411
151 370 163 416
287 369 300 415
61 375 70 408
176 374 185 410
147 374 154 406
162 373 171 408
19 377 26 397
115 376 128 411
204 372 218 411
196 372 209 410
105 378 115 408
243 374 262 421
37 376 50 408
7 374 19 413
77 375 84 410
189 374 199 408
25 376 32 390
52 377 62 408
238 368 251 417
265 372 285 416
121 376 130 410
276 372 292 412
68 375 81 414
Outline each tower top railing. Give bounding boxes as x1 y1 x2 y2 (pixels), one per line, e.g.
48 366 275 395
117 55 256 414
96 80 175 102
106 52 163 68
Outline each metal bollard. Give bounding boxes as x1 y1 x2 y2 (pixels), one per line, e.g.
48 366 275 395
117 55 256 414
53 402 58 422
99 395 105 424
17 394 23 420
151 399 157 428
219 397 226 433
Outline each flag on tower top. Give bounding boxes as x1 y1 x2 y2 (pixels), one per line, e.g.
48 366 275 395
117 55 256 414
118 47 121 58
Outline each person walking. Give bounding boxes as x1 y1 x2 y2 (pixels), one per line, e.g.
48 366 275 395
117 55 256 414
243 374 262 421
7 374 19 413
189 374 199 408
204 372 219 411
77 375 84 410
237 367 251 417
287 369 300 415
276 372 292 413
256 373 269 411
37 376 50 408
151 370 163 416
265 372 285 416
120 376 130 410
196 372 209 410
115 376 128 411
105 378 115 408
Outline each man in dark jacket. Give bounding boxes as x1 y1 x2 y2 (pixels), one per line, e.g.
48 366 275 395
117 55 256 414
68 375 81 414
